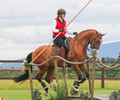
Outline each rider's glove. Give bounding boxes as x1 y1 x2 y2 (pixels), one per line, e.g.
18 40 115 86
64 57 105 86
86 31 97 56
73 32 77 35
59 28 64 32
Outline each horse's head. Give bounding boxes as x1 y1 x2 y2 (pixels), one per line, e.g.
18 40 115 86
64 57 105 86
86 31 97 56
89 31 106 50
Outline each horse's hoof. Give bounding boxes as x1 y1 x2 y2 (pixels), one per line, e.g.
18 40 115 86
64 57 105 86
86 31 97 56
50 84 56 91
44 91 48 97
53 85 56 91
70 88 79 95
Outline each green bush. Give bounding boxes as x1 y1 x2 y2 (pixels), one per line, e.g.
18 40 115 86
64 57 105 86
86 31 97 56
109 89 120 100
48 74 67 100
79 91 90 100
33 89 42 100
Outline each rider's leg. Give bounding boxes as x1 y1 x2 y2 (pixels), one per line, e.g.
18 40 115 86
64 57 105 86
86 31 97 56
53 37 66 57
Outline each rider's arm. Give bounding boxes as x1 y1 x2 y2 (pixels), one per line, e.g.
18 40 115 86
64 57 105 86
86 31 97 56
51 20 59 33
66 27 73 35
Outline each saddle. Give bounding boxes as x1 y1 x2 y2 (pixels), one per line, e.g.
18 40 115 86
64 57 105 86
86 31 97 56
51 37 71 56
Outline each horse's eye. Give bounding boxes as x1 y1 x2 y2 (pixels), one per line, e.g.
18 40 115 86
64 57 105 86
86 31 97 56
96 40 101 44
96 41 100 43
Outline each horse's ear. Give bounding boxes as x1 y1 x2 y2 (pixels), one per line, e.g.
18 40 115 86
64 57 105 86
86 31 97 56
101 33 107 36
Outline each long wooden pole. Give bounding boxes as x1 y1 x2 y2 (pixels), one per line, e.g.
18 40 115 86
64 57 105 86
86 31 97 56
30 0 92 64
65 0 92 28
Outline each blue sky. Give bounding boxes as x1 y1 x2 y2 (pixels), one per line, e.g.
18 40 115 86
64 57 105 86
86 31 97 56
0 0 120 59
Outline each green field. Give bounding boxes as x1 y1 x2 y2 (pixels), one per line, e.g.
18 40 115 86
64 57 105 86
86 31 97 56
0 80 120 100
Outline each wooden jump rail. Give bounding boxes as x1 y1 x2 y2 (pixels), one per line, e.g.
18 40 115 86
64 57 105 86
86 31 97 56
26 55 120 100
0 56 120 100
0 68 120 72
0 69 39 71
0 60 23 63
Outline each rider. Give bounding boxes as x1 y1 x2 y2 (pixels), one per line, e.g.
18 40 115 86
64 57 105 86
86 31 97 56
52 8 77 58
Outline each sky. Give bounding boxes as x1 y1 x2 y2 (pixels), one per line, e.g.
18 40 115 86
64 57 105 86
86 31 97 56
0 0 120 59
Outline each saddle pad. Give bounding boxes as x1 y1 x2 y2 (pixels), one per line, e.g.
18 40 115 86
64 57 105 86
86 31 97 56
50 45 61 55
64 37 71 51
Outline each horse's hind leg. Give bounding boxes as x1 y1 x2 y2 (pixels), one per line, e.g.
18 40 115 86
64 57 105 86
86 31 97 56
79 64 89 84
36 66 48 96
45 66 56 90
45 66 54 84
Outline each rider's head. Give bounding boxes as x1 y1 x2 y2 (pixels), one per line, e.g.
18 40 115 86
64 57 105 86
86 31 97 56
57 8 66 19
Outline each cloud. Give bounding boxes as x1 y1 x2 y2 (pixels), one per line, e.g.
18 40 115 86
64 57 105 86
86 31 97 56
0 23 120 45
0 38 14 46
0 25 52 44
0 0 120 59
0 40 48 59
71 0 120 24
0 23 120 59
67 23 120 45
0 0 120 26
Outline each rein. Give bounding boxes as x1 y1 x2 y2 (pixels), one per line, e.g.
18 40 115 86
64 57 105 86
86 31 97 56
71 34 78 54
76 36 91 51
71 34 90 55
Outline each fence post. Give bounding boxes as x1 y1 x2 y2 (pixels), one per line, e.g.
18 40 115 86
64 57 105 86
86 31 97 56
28 64 33 100
101 58 105 88
91 57 96 100
54 59 59 98
87 60 92 94
63 65 67 95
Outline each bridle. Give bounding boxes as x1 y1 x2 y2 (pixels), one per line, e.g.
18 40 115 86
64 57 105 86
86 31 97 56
71 31 102 54
90 31 102 49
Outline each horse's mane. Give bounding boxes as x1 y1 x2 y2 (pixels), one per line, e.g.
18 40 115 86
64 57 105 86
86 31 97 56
78 29 97 35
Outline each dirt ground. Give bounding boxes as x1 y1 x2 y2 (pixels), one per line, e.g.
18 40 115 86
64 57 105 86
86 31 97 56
94 95 109 100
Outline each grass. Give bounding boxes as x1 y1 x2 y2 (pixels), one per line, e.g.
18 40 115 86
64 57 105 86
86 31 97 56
0 80 120 100
0 89 31 100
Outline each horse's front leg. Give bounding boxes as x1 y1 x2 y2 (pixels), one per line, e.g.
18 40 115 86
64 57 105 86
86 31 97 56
71 64 82 95
36 66 48 96
79 64 89 84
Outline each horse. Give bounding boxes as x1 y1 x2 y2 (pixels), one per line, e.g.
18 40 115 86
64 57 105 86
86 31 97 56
14 29 105 95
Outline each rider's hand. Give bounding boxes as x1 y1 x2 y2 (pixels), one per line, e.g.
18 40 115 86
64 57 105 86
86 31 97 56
73 32 77 35
59 28 64 32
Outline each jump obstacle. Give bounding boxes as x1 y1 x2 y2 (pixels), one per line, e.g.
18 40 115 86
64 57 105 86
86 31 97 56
26 54 120 100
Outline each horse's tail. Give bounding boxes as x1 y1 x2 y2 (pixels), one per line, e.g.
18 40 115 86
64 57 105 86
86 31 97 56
13 52 33 83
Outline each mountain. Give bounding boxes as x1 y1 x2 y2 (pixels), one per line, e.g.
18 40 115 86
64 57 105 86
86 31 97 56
98 41 120 59
0 58 25 69
0 42 120 68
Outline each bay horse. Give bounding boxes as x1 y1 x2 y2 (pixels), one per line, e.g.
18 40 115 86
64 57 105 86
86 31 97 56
14 29 104 95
